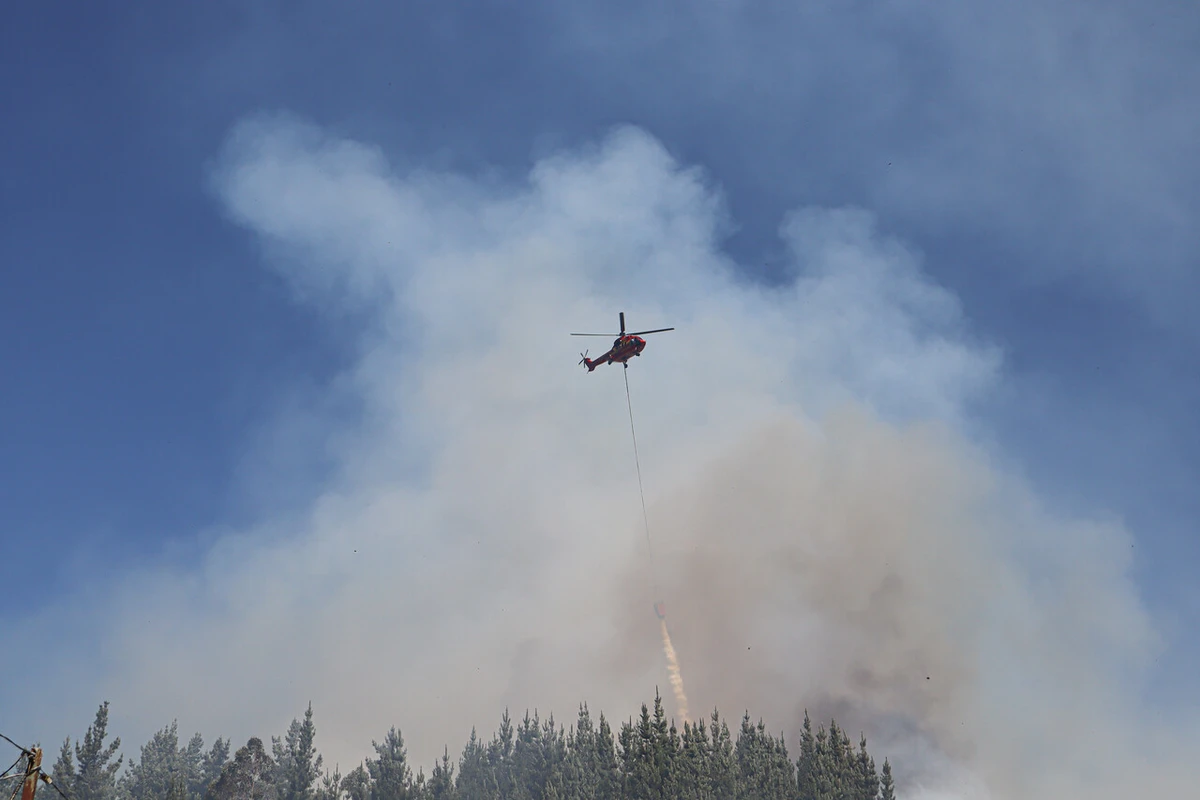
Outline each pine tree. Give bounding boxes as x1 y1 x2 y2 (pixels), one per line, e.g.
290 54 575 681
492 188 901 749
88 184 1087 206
511 711 545 800
539 715 568 800
592 713 620 800
200 738 231 798
765 727 796 800
649 691 677 799
616 716 637 799
879 759 895 800
73 702 124 800
812 724 835 800
314 765 343 800
674 720 709 800
166 776 189 800
561 705 593 800
734 712 765 799
50 737 77 799
706 710 736 800
629 699 655 799
206 738 277 800
343 765 372 800
733 714 796 800
367 728 413 800
796 711 816 800
824 721 853 800
426 748 456 800
183 733 207 800
836 725 855 800
489 711 516 800
122 720 182 800
855 735 878 800
274 704 323 800
453 729 490 800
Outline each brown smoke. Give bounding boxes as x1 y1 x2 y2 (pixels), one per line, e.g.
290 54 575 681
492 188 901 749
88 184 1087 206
605 402 1178 798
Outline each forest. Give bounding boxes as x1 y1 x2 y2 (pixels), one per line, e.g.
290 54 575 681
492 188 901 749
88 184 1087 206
13 692 898 800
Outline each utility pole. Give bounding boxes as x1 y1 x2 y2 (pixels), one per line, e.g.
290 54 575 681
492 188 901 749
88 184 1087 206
20 747 41 800
2 735 65 800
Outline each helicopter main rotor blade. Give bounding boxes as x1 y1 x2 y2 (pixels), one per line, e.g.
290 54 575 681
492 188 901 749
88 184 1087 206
570 333 618 337
619 311 626 335
626 327 675 335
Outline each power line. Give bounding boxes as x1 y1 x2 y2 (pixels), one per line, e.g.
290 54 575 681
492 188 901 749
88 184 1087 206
0 737 30 760
0 735 70 800
1 755 25 782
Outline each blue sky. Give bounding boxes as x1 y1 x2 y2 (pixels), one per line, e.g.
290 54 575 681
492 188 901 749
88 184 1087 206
3 2 1199 796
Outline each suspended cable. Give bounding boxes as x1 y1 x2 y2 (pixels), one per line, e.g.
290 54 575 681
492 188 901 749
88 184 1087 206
622 365 690 719
623 364 658 596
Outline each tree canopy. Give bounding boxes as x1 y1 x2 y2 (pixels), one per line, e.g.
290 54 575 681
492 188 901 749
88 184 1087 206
26 693 898 800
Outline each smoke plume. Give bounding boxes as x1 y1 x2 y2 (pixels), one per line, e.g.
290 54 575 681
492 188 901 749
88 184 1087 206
8 116 1195 800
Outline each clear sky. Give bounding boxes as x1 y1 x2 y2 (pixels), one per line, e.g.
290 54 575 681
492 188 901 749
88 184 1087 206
3 3 1199 797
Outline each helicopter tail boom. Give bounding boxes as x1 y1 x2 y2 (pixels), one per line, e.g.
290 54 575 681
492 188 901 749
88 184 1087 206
579 350 604 371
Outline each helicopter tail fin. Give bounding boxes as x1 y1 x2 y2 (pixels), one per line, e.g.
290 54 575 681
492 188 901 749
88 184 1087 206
579 350 597 371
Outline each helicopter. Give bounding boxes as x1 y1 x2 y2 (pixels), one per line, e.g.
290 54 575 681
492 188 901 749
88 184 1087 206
572 311 674 371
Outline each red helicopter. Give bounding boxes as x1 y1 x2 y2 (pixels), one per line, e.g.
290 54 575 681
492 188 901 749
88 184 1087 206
572 311 674 371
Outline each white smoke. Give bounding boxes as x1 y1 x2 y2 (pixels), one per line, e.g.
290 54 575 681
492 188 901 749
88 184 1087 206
9 117 1195 799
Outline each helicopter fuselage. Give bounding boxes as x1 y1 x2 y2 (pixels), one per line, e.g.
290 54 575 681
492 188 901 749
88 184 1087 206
581 335 646 371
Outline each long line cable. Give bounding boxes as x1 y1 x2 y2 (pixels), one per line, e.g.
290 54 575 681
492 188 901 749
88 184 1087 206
623 364 690 720
623 365 658 597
